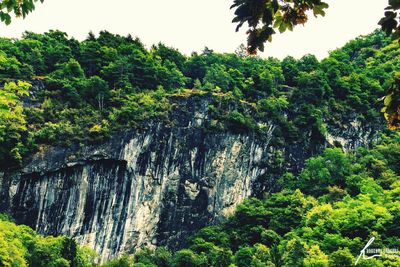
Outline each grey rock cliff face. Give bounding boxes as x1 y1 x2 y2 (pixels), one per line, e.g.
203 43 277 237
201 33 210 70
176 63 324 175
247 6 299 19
1 97 270 262
0 96 380 262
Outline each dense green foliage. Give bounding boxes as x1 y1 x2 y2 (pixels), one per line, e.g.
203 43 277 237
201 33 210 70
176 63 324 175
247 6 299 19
2 1 400 128
0 214 96 267
113 132 399 267
0 80 30 169
0 30 397 171
230 0 400 129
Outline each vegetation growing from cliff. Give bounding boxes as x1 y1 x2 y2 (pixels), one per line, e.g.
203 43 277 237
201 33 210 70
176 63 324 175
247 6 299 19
0 29 398 170
104 132 400 267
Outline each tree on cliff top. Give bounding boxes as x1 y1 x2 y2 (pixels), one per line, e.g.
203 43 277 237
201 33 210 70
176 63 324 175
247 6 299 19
2 0 399 128
230 0 400 129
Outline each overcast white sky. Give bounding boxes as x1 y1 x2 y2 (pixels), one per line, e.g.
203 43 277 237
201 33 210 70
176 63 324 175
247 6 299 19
0 0 388 59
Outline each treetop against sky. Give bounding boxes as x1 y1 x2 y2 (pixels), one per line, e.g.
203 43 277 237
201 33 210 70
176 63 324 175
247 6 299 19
0 0 389 59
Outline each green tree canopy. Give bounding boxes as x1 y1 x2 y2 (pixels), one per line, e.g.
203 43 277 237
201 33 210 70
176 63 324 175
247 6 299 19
230 0 400 129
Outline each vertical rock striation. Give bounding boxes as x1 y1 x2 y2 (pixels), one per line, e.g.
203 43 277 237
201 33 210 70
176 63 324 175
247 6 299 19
0 96 380 262
2 97 270 262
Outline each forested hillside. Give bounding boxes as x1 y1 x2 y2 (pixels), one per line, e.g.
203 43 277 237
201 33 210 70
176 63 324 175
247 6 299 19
0 29 399 266
0 30 398 170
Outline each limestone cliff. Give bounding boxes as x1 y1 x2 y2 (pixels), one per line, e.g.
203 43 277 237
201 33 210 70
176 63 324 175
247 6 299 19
0 95 380 262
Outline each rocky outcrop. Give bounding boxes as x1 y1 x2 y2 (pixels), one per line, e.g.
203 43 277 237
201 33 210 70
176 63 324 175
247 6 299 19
325 119 380 152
